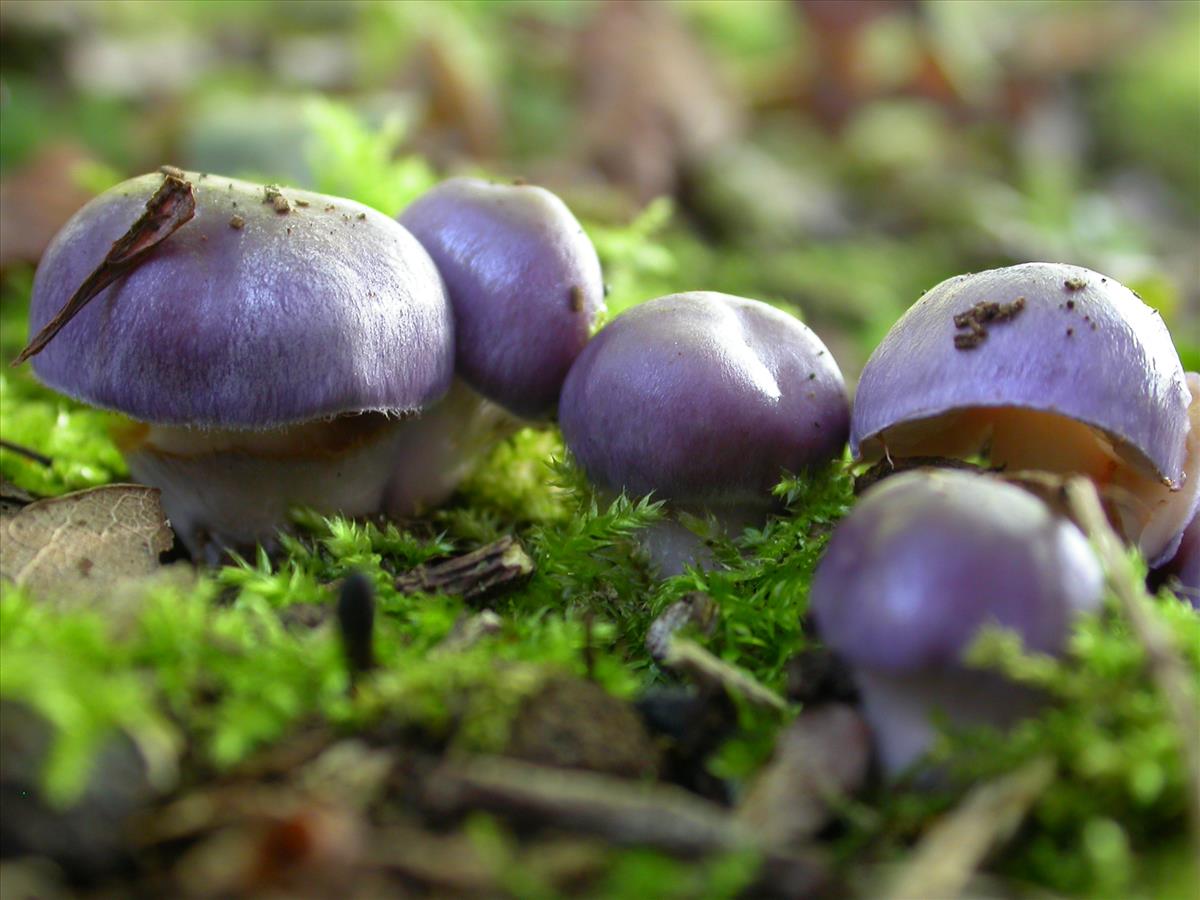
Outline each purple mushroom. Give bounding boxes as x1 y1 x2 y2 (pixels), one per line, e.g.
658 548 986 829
810 469 1104 775
851 262 1198 566
559 291 850 575
1152 373 1199 609
399 177 605 419
27 171 455 555
1153 509 1198 608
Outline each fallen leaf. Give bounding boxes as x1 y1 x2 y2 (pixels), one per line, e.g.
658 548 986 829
0 478 41 519
0 484 174 602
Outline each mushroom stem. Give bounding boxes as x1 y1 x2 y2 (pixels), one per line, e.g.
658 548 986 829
381 379 522 519
121 381 521 558
636 503 772 578
855 668 1046 777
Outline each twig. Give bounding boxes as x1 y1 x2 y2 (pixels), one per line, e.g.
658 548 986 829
665 638 788 713
14 172 196 365
646 592 786 711
1065 477 1200 872
394 536 534 601
884 757 1055 900
425 754 745 854
0 440 52 467
423 756 830 893
646 592 717 662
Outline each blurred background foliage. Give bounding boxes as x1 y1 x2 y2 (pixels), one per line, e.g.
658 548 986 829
1 0 1196 375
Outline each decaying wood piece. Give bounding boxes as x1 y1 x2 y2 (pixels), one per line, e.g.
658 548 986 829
394 535 534 601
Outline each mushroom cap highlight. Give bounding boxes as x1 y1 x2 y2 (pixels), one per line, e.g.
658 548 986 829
29 172 454 429
851 262 1191 487
811 469 1104 673
400 177 604 419
558 291 850 507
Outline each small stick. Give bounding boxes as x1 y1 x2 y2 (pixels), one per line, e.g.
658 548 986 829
646 593 786 711
0 439 52 467
884 757 1055 900
645 592 717 662
664 638 789 713
14 173 196 365
1065 477 1200 873
394 536 534 601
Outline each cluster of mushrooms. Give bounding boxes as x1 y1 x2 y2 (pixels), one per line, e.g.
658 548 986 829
24 169 1199 775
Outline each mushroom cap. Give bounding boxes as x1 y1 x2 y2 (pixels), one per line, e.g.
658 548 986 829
811 469 1104 672
29 172 453 429
851 263 1191 486
558 291 850 507
399 177 604 419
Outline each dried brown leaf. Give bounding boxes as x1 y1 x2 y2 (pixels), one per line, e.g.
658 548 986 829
0 484 174 601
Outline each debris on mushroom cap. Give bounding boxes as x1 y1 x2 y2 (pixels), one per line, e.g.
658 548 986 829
811 469 1104 673
26 171 454 429
852 262 1191 488
558 291 849 507
400 177 604 419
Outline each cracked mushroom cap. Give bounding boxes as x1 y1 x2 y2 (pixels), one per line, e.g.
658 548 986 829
811 469 1104 673
558 291 850 508
400 177 604 419
28 172 453 429
851 263 1191 486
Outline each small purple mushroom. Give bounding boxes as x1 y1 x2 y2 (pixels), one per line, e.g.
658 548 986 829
851 262 1198 565
28 171 455 555
399 177 605 419
1153 509 1198 608
559 291 850 575
810 469 1104 775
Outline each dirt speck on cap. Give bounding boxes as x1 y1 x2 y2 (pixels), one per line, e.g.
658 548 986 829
953 297 1026 351
263 184 292 214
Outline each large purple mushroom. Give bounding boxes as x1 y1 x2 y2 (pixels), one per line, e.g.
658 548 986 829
1152 375 1200 608
559 291 850 574
810 469 1104 775
851 262 1198 565
399 177 605 419
27 170 455 555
